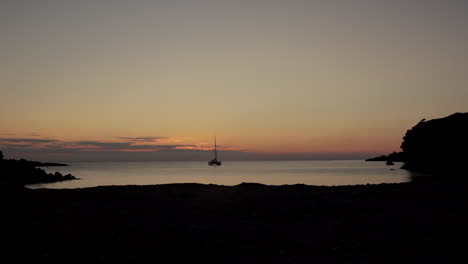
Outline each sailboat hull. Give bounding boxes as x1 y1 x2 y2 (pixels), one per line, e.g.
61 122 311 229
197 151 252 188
208 160 222 166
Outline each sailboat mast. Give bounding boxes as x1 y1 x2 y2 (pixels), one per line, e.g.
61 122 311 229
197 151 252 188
214 136 217 160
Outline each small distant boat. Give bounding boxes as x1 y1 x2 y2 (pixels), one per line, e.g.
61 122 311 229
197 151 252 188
208 136 222 166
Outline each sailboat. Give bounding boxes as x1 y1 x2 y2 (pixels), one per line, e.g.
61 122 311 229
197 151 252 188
208 136 222 166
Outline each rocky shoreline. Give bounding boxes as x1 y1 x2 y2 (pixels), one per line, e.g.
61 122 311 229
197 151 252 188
0 152 77 187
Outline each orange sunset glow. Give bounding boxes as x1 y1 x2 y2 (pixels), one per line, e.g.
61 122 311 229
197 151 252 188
3 2 467 263
2 0 467 162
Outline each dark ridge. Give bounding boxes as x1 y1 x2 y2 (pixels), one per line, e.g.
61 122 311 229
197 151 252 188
26 161 69 167
0 151 77 188
365 151 406 162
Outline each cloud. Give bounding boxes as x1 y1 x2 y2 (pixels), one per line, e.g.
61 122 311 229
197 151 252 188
67 141 195 151
0 136 372 162
0 135 247 161
0 138 61 149
115 136 170 143
0 138 59 144
72 141 133 149
0 137 200 154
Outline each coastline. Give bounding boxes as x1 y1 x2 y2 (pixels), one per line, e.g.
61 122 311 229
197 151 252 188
6 180 464 263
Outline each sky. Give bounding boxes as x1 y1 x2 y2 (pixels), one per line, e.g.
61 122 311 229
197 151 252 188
1 0 467 162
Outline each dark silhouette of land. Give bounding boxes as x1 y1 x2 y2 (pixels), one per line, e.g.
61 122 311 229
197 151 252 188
400 112 468 174
0 152 76 188
3 112 468 263
4 180 465 263
367 112 468 175
366 151 405 162
24 161 69 167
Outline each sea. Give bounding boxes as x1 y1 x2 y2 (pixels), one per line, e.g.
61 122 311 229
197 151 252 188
27 160 414 189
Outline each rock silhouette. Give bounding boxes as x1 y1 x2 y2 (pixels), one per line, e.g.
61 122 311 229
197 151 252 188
366 112 468 175
400 113 468 175
366 152 406 162
0 151 76 188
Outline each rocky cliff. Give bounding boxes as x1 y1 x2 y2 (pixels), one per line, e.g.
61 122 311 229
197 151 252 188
400 112 468 175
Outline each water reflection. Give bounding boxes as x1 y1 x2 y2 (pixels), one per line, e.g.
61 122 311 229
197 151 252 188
28 160 412 189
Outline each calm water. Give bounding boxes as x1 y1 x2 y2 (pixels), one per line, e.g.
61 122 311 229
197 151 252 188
28 160 412 189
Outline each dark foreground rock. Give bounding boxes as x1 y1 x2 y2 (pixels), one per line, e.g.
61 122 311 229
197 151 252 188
3 180 466 263
400 112 468 174
0 152 76 187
